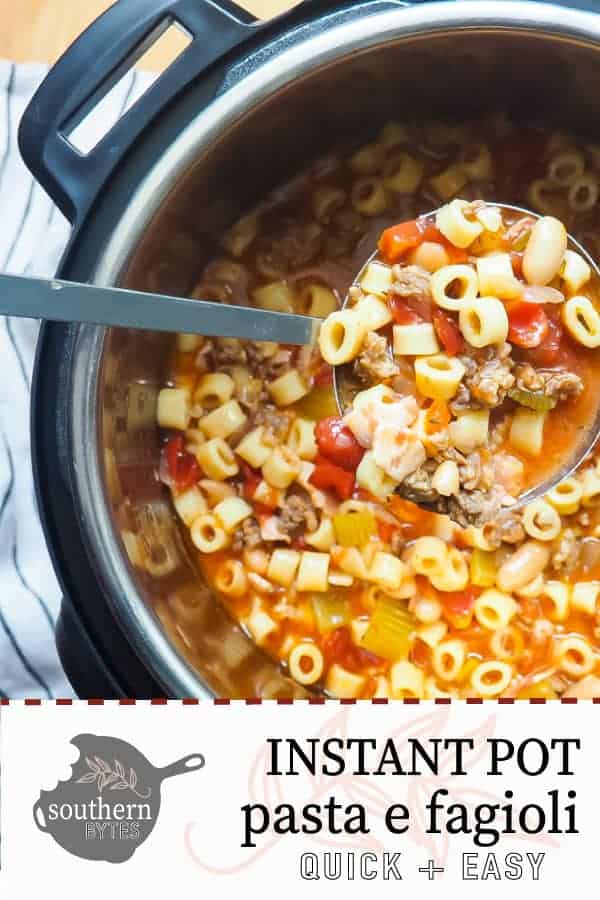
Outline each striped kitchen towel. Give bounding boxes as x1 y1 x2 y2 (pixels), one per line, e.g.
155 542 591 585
0 61 152 698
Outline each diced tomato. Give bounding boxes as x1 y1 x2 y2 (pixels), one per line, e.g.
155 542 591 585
378 219 424 263
506 301 549 348
524 315 564 366
388 297 422 324
378 217 468 265
443 244 469 265
314 362 333 386
388 294 433 324
239 460 262 502
315 417 364 471
162 434 201 492
439 586 481 618
310 454 355 499
432 308 464 355
322 626 381 672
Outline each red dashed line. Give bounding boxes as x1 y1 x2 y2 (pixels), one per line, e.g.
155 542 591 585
1 697 598 705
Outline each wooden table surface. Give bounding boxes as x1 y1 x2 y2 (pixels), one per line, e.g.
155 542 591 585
1 0 298 68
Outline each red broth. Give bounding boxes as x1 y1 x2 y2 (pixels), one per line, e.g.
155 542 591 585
156 117 600 699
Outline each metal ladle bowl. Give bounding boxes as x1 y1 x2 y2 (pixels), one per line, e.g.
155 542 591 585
332 203 600 515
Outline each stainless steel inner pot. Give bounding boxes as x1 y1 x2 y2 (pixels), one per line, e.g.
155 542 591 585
66 1 600 697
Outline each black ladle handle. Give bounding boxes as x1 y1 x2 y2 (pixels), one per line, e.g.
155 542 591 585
159 753 206 780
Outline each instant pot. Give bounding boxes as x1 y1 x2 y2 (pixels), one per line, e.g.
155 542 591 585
19 0 600 697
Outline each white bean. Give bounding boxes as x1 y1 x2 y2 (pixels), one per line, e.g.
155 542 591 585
496 540 551 592
522 216 567 285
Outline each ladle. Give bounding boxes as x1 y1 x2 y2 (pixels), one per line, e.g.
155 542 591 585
330 202 600 513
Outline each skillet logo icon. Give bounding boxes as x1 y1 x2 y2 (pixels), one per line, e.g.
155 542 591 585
32 733 205 863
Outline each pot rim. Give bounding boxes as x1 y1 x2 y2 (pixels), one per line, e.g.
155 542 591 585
69 0 600 697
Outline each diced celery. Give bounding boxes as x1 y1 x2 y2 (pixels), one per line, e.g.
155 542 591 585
333 510 377 547
312 594 351 632
360 598 414 660
508 388 556 413
469 548 497 587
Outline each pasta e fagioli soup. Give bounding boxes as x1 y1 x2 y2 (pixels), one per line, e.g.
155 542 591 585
155 116 600 699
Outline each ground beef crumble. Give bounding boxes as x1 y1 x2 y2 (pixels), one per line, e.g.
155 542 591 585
252 405 294 443
452 343 515 412
400 460 439 504
397 448 504 525
197 339 298 384
213 337 248 366
278 491 318 536
446 486 511 529
480 514 526 549
355 331 400 382
390 264 431 299
513 363 584 402
232 517 262 553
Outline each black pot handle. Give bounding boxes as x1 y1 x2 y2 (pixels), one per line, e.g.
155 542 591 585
18 0 260 224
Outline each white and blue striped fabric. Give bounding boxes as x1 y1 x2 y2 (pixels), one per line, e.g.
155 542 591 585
0 61 151 697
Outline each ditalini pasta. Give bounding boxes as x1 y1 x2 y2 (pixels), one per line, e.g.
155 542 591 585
154 117 600 700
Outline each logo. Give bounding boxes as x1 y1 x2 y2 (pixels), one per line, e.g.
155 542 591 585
33 733 204 863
